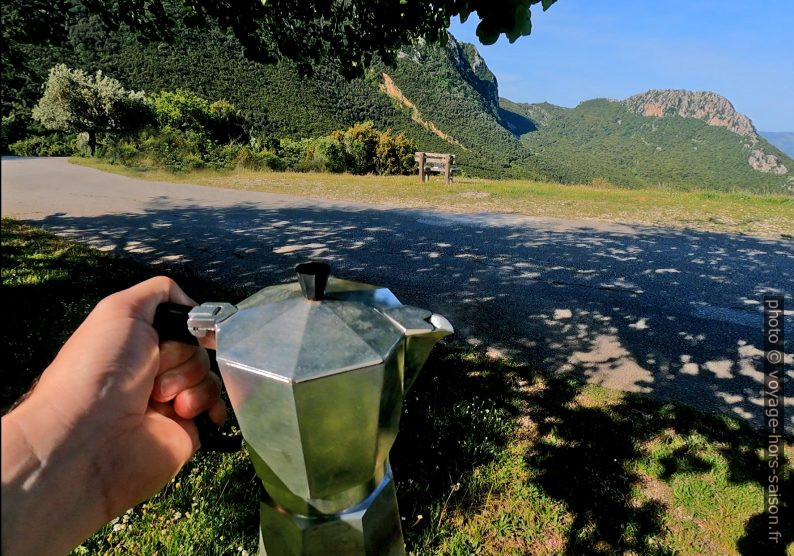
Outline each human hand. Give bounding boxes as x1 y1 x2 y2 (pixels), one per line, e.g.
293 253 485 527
1 277 226 555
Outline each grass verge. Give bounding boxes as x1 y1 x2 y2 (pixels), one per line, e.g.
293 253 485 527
2 218 791 555
72 158 794 238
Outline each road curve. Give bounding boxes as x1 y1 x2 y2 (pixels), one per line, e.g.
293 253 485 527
2 157 793 432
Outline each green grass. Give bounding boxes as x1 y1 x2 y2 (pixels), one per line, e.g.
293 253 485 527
71 157 794 238
2 219 791 555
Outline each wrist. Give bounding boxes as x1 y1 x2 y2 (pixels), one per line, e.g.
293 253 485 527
2 396 109 555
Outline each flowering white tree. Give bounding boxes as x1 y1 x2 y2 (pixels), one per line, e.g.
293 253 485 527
32 64 150 155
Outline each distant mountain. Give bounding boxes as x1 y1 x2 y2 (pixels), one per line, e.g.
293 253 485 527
500 90 793 193
625 90 789 175
761 132 794 158
6 21 793 192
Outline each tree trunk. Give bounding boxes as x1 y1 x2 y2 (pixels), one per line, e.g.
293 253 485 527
88 131 96 156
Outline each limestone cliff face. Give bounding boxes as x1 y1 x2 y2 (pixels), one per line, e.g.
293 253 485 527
748 149 788 175
458 42 500 112
394 33 501 119
449 34 501 118
625 89 788 175
626 90 756 137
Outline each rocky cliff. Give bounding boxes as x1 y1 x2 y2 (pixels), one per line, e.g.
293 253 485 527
624 89 787 175
458 40 500 117
625 90 755 137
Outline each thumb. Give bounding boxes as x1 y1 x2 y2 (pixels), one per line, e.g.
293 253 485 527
96 276 197 324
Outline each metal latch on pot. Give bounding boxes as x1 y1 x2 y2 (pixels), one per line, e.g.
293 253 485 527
187 302 237 337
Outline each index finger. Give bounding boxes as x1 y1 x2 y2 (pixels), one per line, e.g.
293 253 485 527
96 276 197 323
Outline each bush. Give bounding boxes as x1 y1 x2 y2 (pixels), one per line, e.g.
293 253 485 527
279 137 321 171
8 134 77 156
2 112 34 153
100 137 140 165
141 128 209 172
235 146 286 171
340 121 380 174
376 130 416 175
151 90 246 143
324 122 417 175
151 89 212 134
208 100 247 143
94 108 415 176
312 136 346 173
103 129 246 173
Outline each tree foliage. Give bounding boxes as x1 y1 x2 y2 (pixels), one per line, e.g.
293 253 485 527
2 0 557 80
151 89 246 143
32 64 150 153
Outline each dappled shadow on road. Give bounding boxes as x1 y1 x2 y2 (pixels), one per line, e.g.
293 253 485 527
24 198 794 551
31 199 793 431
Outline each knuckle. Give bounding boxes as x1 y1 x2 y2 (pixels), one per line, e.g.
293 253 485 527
150 275 177 289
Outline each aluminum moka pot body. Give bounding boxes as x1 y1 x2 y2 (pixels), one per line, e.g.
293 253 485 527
187 263 453 555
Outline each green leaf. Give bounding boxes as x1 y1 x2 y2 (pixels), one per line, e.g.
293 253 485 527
476 22 499 45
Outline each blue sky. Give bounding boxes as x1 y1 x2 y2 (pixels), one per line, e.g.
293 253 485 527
448 0 794 131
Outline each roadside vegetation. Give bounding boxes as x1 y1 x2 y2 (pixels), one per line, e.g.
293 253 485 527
3 218 790 555
5 65 417 176
72 159 794 238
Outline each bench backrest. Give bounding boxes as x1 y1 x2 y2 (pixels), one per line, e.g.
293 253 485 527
415 152 455 164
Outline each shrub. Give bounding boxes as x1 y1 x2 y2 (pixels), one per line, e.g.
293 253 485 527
278 138 318 171
204 142 243 170
312 136 346 173
235 146 286 171
151 89 212 134
2 112 34 153
341 121 380 174
100 137 141 165
8 134 77 156
103 129 247 173
141 128 209 172
151 90 246 143
208 100 247 143
376 130 416 175
92 107 413 176
257 150 287 171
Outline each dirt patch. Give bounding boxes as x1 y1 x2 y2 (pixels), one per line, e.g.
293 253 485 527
637 473 673 507
380 73 465 149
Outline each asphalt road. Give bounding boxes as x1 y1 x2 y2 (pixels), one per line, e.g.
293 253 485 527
3 157 792 432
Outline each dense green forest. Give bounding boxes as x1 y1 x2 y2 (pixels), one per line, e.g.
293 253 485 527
2 12 792 192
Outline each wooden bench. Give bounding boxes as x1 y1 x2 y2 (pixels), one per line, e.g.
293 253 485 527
415 152 456 184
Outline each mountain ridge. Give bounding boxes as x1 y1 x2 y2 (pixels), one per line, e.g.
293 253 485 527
761 131 794 158
4 21 792 193
499 90 792 191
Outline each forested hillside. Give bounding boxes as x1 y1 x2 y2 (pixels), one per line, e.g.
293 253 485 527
3 20 530 177
500 97 794 193
3 13 792 192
